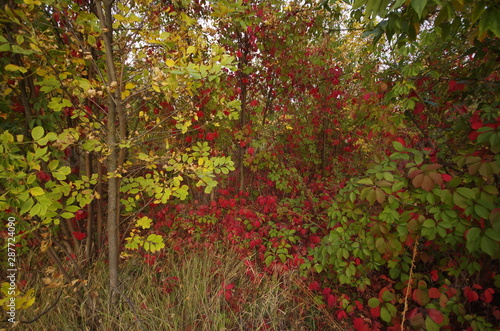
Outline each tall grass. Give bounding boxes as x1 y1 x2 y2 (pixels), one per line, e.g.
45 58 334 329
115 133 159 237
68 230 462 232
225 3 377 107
3 247 343 330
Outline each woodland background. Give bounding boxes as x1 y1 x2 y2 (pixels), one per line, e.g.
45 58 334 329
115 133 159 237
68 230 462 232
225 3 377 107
0 0 499 330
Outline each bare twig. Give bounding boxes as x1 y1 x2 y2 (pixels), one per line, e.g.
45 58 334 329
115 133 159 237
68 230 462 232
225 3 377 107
401 237 419 330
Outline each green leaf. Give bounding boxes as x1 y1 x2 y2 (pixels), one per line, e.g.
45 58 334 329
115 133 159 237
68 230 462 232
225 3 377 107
368 297 380 308
466 227 481 253
422 219 435 228
264 255 274 266
467 227 481 242
474 204 490 219
411 0 428 19
375 238 387 255
456 187 475 199
393 141 404 151
48 97 72 112
485 228 500 241
31 126 45 141
481 236 499 257
380 305 392 322
358 178 374 185
34 146 48 159
479 7 500 38
174 185 189 200
381 290 395 302
392 181 405 192
20 198 34 215
59 166 72 176
425 315 440 331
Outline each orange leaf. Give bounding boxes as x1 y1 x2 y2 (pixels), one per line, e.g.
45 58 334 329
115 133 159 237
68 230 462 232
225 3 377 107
412 173 424 188
421 175 435 191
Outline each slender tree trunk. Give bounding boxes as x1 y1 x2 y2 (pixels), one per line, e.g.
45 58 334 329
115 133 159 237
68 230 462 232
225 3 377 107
95 0 122 303
238 33 249 192
96 161 103 252
85 152 93 260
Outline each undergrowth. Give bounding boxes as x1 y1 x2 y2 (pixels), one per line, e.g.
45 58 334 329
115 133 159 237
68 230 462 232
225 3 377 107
2 247 343 330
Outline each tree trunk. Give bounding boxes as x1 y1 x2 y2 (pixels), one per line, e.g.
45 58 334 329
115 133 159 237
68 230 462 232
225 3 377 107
238 32 249 193
95 0 122 303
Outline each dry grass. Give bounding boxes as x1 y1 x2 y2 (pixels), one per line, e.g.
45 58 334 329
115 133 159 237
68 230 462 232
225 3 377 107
2 247 344 330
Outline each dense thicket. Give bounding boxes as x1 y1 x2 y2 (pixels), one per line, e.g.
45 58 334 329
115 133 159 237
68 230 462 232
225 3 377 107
1 0 499 330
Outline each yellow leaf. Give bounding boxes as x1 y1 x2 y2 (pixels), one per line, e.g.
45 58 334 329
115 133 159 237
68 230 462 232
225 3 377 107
187 46 196 54
125 82 136 90
136 216 152 229
165 59 175 67
5 64 27 73
29 43 41 52
114 14 126 21
40 239 52 253
35 67 47 76
29 187 45 196
121 90 130 99
24 0 41 5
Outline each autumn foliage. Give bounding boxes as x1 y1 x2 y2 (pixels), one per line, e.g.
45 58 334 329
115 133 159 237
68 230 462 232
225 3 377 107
1 0 499 330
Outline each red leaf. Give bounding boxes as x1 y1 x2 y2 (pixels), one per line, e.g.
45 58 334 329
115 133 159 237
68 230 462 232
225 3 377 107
448 80 465 92
308 281 320 291
225 283 235 290
72 231 86 240
370 306 380 318
441 174 453 182
336 309 347 320
427 308 444 324
327 294 336 308
428 287 441 299
206 132 218 141
493 307 500 320
353 318 368 331
75 209 87 221
407 308 419 319
309 235 321 244
354 300 364 310
464 287 479 302
483 288 494 303
430 269 439 281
